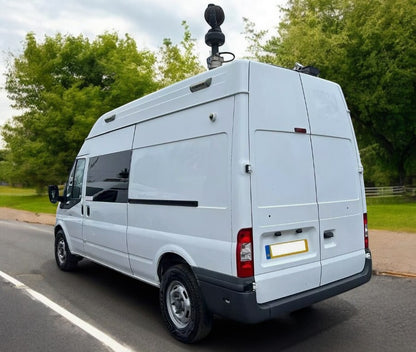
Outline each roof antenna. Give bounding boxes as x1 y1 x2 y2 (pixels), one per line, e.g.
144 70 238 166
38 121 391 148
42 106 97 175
204 4 235 70
293 62 320 77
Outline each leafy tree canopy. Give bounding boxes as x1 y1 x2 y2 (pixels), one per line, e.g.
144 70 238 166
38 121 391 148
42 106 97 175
1 23 203 191
245 0 416 185
157 21 204 87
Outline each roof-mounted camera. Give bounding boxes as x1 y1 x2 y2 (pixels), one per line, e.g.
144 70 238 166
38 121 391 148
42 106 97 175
204 4 235 70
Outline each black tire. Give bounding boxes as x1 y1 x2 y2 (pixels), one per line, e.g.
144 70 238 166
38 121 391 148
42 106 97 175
159 264 213 343
54 230 78 271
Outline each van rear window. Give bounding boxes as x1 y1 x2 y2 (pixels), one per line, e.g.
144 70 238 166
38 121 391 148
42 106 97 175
86 150 131 203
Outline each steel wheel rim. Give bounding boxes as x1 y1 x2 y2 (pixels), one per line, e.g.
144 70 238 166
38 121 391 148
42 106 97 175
57 238 67 264
166 280 192 329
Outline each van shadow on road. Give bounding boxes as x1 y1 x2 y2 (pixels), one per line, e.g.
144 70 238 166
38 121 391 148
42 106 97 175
204 300 356 350
40 258 358 352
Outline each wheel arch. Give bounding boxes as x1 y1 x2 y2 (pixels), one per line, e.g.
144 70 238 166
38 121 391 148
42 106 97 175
53 223 75 253
157 252 193 282
54 224 64 237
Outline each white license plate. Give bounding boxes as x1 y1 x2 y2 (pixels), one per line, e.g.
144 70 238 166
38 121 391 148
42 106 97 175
266 239 308 259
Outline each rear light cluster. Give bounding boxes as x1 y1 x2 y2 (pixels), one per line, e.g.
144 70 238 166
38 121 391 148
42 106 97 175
363 213 369 249
236 228 254 278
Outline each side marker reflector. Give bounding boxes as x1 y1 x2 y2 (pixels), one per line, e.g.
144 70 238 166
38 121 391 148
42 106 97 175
294 127 307 133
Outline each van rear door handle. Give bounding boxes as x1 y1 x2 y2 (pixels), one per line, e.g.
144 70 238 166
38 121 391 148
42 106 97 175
324 230 334 239
86 205 90 217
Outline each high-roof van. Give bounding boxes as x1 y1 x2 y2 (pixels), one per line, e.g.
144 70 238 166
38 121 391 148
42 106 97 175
49 60 371 343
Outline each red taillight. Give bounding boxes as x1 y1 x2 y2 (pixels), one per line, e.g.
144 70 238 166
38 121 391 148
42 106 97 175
363 213 369 249
236 228 254 278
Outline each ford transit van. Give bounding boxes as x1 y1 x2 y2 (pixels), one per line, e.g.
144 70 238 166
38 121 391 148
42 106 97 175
49 60 371 343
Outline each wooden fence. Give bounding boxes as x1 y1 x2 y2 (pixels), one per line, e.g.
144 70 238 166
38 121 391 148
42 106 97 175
365 186 416 197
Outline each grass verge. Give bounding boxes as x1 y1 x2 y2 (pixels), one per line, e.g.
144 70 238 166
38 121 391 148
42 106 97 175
367 197 416 233
0 186 57 214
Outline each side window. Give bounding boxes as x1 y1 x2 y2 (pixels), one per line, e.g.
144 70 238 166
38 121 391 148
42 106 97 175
62 159 86 208
86 150 131 203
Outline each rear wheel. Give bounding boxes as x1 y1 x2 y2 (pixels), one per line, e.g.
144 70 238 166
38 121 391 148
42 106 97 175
159 264 212 343
54 230 78 271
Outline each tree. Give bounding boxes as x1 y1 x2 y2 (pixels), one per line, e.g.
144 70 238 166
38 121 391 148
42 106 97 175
157 21 204 87
1 24 206 191
2 32 159 191
245 0 416 185
0 149 8 183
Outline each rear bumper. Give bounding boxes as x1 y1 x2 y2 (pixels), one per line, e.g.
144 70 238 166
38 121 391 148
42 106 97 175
194 252 372 324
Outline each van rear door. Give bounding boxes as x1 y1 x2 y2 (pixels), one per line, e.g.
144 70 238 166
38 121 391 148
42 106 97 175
248 63 321 304
300 74 366 285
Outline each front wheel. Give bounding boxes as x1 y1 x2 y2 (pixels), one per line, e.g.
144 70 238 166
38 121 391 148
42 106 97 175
54 230 78 271
159 264 212 343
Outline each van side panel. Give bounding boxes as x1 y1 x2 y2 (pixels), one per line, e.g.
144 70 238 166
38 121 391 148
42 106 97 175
300 74 366 285
127 98 234 284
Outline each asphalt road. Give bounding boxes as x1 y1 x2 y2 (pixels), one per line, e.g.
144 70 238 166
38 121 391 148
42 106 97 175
1 220 415 352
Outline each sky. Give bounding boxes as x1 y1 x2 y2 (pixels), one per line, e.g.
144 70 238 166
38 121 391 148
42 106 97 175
0 0 286 144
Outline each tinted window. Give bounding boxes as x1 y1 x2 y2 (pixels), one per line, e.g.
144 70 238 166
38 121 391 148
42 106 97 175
86 150 131 203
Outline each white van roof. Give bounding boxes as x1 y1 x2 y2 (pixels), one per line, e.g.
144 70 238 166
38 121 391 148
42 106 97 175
87 60 252 139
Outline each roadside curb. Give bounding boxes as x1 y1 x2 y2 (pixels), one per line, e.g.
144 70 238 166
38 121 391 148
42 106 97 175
0 207 55 226
373 270 416 279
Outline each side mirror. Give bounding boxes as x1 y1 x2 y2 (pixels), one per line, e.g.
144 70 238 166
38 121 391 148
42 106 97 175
48 185 63 204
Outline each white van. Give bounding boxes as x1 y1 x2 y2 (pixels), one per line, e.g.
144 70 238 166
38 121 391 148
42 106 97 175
49 60 371 343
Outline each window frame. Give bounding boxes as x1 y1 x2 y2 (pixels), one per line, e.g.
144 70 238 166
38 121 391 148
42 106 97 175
60 158 86 209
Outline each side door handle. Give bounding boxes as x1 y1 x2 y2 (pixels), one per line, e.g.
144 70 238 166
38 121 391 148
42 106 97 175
86 205 90 217
324 230 334 239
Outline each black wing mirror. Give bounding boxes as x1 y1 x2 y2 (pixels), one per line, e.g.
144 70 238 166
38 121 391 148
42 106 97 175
48 185 64 204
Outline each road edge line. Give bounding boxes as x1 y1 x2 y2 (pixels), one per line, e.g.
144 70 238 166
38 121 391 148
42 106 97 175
0 270 134 352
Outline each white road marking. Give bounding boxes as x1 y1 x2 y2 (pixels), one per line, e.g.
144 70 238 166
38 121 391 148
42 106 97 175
0 270 135 352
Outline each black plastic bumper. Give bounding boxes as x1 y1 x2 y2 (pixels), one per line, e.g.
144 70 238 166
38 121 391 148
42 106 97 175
194 254 372 324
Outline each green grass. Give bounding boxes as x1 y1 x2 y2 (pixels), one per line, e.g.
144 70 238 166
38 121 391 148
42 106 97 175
0 186 57 214
367 196 416 233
